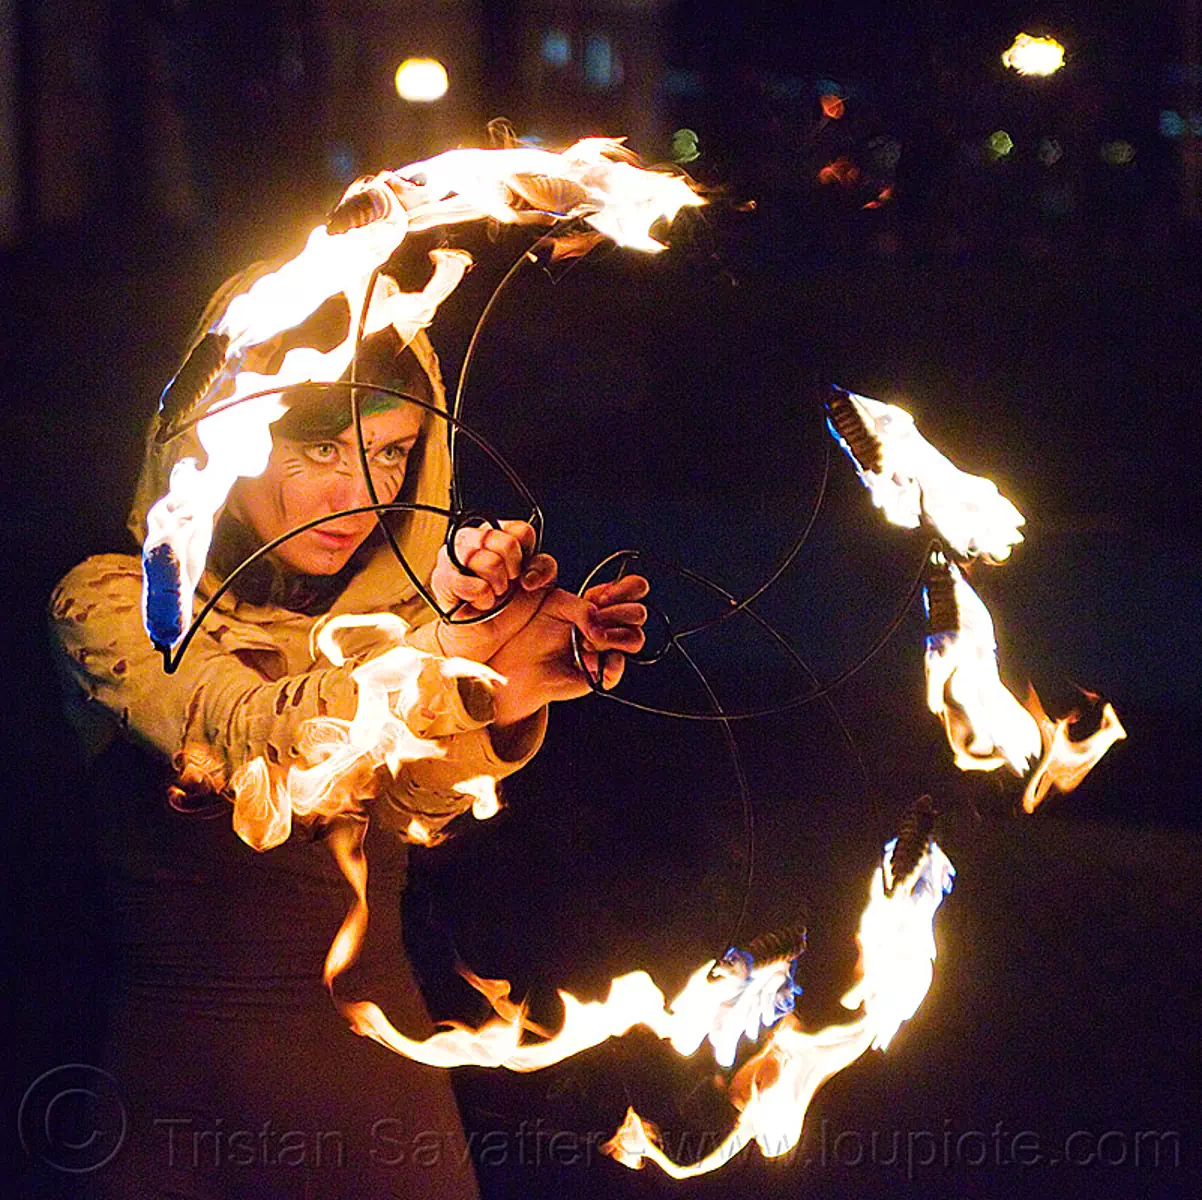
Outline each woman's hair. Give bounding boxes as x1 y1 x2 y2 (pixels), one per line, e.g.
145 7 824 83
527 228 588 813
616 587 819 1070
273 326 435 443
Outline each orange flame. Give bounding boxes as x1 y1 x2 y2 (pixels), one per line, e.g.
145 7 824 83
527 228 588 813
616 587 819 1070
227 615 504 850
332 932 808 1074
829 391 1026 563
1021 689 1127 812
924 561 1124 804
925 561 1042 775
603 842 954 1176
143 140 703 651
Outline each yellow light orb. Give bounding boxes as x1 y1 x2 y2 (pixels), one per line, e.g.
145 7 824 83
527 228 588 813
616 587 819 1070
987 129 1015 160
394 57 449 103
1002 33 1066 77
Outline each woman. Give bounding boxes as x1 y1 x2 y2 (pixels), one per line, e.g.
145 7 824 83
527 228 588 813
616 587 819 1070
50 276 648 1198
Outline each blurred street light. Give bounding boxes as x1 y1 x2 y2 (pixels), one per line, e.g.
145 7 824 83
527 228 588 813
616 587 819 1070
394 57 449 103
1002 33 1066 77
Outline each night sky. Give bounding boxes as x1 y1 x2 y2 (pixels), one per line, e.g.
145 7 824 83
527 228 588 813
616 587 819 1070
7 3 1200 1196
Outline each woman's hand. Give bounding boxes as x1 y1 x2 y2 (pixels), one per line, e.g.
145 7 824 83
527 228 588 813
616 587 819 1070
487 574 650 728
429 520 558 663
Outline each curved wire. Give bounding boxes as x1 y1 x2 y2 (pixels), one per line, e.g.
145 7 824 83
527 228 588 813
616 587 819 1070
676 438 832 640
156 373 549 671
448 227 562 511
670 636 755 961
346 270 538 627
346 267 433 607
151 243 910 974
570 539 934 722
159 500 462 673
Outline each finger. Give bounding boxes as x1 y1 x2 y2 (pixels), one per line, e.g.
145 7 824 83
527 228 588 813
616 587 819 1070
477 527 525 581
589 624 645 654
583 574 650 606
452 524 488 563
601 652 626 691
432 546 495 610
520 552 558 591
498 520 538 559
592 602 648 627
540 589 604 640
451 571 497 611
462 547 512 596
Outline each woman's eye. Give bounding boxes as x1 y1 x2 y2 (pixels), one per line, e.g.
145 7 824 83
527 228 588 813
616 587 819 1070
376 443 410 466
305 442 340 464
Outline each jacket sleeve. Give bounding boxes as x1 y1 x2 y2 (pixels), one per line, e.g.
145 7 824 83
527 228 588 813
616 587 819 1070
49 555 545 838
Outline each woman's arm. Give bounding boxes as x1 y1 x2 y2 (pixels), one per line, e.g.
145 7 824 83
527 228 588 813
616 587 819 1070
50 555 545 842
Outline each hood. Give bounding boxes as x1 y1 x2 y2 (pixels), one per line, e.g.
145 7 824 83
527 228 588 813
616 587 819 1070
127 264 452 626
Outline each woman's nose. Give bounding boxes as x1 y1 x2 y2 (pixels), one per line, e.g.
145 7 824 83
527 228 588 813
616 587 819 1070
329 466 375 512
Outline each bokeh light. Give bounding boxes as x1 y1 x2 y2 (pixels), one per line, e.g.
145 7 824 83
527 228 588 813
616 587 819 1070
1002 33 1066 77
868 135 902 173
394 57 449 103
670 128 701 164
987 130 1015 161
1159 110 1185 138
326 142 358 183
583 34 619 88
821 94 845 120
1037 136 1063 166
817 157 861 187
541 29 571 68
1100 140 1136 166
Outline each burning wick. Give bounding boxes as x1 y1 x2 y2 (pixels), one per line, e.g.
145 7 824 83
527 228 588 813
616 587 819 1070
922 550 1125 805
826 383 1123 806
603 836 955 1177
823 385 1025 564
922 549 1041 775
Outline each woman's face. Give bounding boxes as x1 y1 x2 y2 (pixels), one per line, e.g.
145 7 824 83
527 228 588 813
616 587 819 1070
230 405 425 576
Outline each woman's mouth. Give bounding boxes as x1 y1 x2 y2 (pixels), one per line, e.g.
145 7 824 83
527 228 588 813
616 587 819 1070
310 528 363 549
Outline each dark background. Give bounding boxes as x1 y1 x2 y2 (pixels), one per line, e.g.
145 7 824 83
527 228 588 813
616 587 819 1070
6 1 1200 1196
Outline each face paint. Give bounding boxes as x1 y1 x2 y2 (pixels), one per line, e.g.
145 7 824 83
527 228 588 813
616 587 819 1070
231 405 425 576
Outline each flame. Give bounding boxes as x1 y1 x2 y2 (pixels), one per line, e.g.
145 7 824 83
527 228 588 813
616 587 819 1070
665 950 800 1069
828 390 1025 563
820 94 845 120
1021 689 1127 813
406 817 436 846
454 774 502 821
924 559 1042 774
327 909 808 1076
1002 33 1066 77
316 836 949 1183
923 559 1124 801
603 842 954 1176
142 139 703 652
324 816 370 987
338 955 809 1074
227 615 504 850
